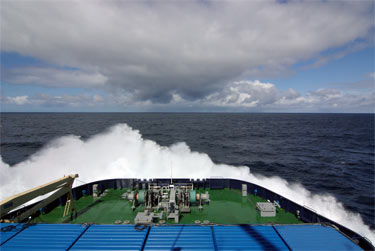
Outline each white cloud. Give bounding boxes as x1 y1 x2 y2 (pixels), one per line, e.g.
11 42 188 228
274 88 374 112
203 80 278 107
5 95 29 105
93 94 104 103
1 0 373 102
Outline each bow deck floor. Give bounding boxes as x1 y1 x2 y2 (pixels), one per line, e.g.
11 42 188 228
33 188 301 225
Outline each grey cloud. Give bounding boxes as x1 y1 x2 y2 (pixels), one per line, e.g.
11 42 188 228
3 67 107 88
1 0 374 103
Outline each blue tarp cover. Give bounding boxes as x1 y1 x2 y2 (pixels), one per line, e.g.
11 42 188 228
0 223 24 245
144 225 214 250
0 223 362 250
274 225 362 250
213 225 289 250
70 224 148 251
0 223 87 251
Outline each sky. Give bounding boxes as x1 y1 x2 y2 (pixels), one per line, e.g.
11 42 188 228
0 0 374 113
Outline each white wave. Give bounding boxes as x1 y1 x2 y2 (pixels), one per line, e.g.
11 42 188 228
0 123 373 243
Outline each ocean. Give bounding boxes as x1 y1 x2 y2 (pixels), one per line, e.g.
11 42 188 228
0 112 374 232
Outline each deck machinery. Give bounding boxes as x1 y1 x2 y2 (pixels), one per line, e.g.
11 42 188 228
122 183 210 224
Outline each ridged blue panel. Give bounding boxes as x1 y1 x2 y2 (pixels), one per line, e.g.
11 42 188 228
70 225 148 251
1 223 87 251
144 225 214 250
275 225 362 250
0 223 24 245
213 225 289 250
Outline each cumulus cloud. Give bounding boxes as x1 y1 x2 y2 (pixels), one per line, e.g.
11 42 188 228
1 0 373 103
203 80 278 107
5 95 29 105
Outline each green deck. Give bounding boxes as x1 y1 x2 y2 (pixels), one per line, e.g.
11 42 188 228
34 188 302 225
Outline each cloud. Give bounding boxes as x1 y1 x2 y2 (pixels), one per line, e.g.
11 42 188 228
326 72 375 90
203 80 278 108
4 94 105 107
3 67 107 88
3 80 373 112
5 95 29 105
1 0 373 103
275 88 374 112
207 82 374 112
305 42 369 69
109 80 374 112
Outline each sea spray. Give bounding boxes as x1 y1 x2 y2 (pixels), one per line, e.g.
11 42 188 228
0 123 373 242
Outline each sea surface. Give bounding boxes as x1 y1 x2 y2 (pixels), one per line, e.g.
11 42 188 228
1 113 374 229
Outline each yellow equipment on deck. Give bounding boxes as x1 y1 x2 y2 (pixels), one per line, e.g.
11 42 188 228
0 174 78 222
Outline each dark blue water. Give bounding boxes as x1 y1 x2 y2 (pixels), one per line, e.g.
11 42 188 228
1 113 374 228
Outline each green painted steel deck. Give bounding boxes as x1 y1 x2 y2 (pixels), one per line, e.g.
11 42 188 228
34 188 302 225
